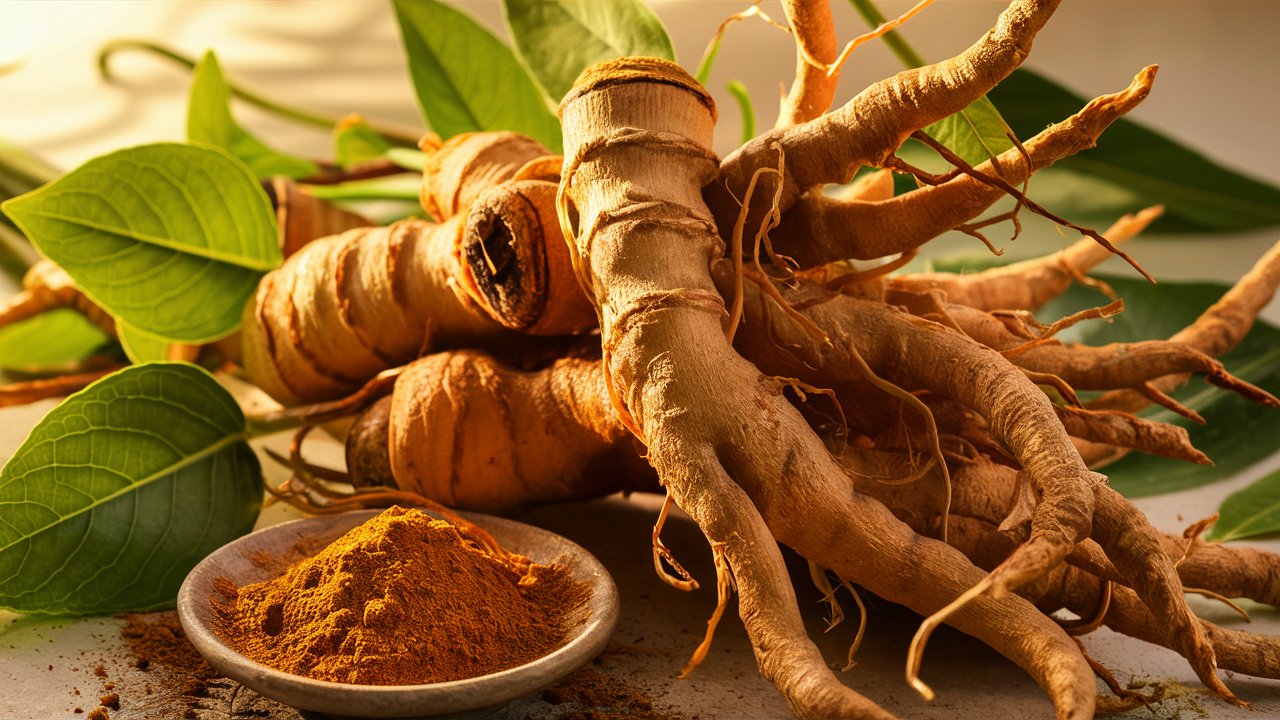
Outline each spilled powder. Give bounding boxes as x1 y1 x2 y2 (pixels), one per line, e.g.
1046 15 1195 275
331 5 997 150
214 505 587 685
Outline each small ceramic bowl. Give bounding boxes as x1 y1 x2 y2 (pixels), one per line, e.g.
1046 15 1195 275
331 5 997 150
177 509 619 720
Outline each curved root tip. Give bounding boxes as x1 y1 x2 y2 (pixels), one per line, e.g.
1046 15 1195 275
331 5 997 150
907 576 995 701
909 677 937 703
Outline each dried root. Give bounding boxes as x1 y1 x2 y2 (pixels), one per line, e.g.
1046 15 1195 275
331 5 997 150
221 1 1280 718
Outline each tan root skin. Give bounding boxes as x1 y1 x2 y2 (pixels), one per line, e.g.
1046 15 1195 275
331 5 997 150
386 349 654 514
243 133 563 405
558 50 1097 720
230 1 1280 717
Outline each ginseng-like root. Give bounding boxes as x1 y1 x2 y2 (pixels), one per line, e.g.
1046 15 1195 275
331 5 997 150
767 67 1155 268
712 0 1063 234
381 349 654 513
243 133 559 405
888 206 1162 311
456 179 596 336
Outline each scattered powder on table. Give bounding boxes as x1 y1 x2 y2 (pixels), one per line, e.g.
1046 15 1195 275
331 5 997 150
119 611 217 681
213 505 588 685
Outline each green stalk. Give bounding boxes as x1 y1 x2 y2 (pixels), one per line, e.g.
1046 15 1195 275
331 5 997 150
694 35 724 85
303 175 422 203
0 138 58 189
97 40 421 146
846 0 926 68
726 80 756 145
0 223 35 282
244 414 304 440
0 138 56 280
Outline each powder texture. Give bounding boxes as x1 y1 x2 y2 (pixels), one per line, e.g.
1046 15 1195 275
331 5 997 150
214 506 586 685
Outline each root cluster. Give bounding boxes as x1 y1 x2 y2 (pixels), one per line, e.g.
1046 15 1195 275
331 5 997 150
24 1 1280 717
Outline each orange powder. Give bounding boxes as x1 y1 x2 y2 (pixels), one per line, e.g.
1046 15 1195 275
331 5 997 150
213 506 586 685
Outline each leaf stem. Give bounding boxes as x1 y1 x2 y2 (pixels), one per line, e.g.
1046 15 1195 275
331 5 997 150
0 223 37 281
96 40 422 146
726 80 756 145
846 0 926 68
244 414 304 440
303 175 422 202
0 138 59 189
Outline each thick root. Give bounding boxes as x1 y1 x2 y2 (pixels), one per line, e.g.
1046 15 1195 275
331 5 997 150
240 218 511 404
731 275 1099 595
419 131 550 221
712 0 1062 233
456 179 596 336
1092 239 1280 414
384 349 654 513
768 67 1155 267
776 0 840 128
887 206 1161 311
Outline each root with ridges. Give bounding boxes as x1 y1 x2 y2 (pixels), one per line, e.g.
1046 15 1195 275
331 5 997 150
214 1 1280 716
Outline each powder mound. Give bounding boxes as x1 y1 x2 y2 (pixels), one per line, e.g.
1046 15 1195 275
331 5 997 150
214 506 587 685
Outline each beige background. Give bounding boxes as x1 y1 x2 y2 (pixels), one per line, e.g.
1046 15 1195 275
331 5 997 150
1 2 1279 718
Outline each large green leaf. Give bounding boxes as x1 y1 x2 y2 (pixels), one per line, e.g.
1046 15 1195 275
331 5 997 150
502 0 674 104
1 143 280 343
393 0 561 152
1038 275 1280 498
188 51 318 180
1208 467 1280 542
0 363 261 614
0 308 111 373
989 68 1280 233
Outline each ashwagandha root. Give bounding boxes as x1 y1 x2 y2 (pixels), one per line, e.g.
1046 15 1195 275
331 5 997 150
242 134 573 404
379 348 655 513
1090 239 1280 414
776 0 841 128
418 131 551 222
0 260 117 339
887 205 1162 311
765 66 1155 268
560 56 920 720
240 217 515 404
455 179 596 336
729 274 1100 597
710 0 1062 238
939 300 1276 402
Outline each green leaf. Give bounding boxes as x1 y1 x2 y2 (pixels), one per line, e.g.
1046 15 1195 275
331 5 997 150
989 68 1280 233
393 0 561 152
0 308 111 372
1 143 280 343
0 363 262 614
333 115 394 170
1037 275 1280 498
502 0 675 104
920 96 1014 167
1208 467 1280 542
117 322 172 365
188 51 319 180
